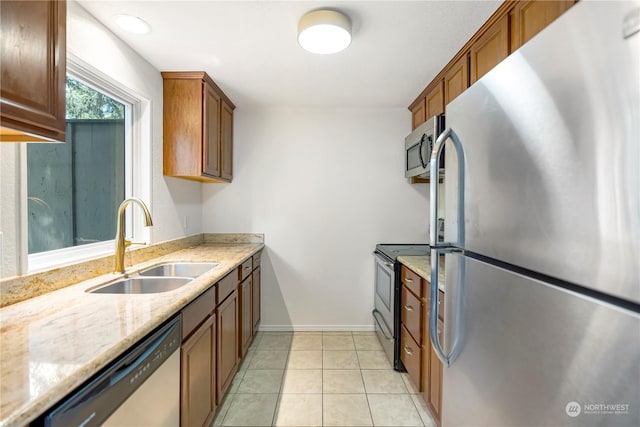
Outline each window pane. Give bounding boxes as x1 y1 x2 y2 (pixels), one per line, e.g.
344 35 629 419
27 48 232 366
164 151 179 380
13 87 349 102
27 77 126 254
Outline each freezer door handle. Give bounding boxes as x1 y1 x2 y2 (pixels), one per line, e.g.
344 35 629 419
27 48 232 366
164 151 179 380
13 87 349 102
429 127 465 248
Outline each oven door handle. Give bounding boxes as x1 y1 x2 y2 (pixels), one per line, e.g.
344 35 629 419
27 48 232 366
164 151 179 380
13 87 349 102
372 309 393 340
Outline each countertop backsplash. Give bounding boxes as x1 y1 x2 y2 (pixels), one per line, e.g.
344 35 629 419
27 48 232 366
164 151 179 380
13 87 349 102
0 233 264 308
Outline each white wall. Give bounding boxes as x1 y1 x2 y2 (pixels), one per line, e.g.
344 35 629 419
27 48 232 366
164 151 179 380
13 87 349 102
202 107 430 330
0 2 202 278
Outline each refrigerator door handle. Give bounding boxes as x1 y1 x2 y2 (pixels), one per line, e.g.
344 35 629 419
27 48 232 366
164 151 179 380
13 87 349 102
429 127 465 248
429 247 465 368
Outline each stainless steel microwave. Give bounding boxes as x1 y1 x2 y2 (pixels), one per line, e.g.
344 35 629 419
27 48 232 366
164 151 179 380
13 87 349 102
404 115 445 178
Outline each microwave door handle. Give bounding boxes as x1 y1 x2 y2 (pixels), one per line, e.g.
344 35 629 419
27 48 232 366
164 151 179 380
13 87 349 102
418 134 428 169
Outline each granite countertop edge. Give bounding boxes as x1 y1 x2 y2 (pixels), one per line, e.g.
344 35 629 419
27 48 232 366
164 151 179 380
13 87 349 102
397 254 446 291
0 242 264 427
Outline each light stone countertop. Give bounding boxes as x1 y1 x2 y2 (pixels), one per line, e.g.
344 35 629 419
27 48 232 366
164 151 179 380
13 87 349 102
0 242 263 427
397 254 446 291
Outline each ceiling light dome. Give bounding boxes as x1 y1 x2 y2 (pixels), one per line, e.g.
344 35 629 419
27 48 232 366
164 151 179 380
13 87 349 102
116 14 151 34
298 9 352 54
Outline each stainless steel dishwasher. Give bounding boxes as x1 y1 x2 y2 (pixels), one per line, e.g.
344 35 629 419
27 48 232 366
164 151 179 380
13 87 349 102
44 316 181 427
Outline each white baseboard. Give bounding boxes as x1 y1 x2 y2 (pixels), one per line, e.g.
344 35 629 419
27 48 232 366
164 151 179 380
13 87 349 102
258 324 375 332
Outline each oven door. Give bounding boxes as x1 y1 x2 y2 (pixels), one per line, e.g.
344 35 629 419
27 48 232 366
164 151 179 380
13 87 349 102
373 253 395 364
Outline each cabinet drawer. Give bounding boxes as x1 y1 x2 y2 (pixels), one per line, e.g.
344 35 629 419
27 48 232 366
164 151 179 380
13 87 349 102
217 271 238 305
401 265 423 298
252 251 262 269
400 325 422 392
239 258 253 281
401 285 423 344
182 285 216 340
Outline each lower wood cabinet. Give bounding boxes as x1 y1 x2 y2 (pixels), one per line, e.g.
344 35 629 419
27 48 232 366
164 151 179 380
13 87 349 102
216 288 239 402
181 314 216 427
252 266 261 333
429 319 444 421
239 275 253 358
401 264 445 426
180 254 261 425
400 325 422 390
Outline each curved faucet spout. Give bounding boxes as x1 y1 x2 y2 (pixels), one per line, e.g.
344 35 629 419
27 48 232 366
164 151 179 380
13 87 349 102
114 198 153 273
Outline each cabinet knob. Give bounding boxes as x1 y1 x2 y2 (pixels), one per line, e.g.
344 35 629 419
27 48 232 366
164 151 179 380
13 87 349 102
404 305 414 312
403 346 414 356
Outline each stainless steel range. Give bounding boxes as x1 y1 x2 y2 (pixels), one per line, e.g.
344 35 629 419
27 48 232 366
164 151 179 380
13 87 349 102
373 244 429 370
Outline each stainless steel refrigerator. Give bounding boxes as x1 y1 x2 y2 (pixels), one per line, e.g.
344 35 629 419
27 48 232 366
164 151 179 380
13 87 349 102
428 1 640 426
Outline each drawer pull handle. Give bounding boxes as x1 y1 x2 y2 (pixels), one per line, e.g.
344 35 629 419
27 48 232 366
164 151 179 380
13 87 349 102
405 278 414 283
403 346 413 356
404 305 414 312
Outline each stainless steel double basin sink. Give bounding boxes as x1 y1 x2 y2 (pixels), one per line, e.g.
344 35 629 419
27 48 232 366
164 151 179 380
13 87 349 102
88 262 218 294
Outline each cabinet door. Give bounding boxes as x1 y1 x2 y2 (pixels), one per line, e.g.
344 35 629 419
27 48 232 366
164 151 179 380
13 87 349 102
203 83 221 178
0 0 66 142
239 276 253 358
410 98 426 130
444 54 468 105
401 285 423 344
470 15 509 84
425 81 444 118
421 305 431 405
181 314 216 427
252 266 261 334
400 325 422 392
220 99 233 181
216 289 238 402
428 319 444 422
510 0 574 52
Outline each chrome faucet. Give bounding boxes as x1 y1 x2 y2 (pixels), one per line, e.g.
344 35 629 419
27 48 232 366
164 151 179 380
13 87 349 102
114 198 153 273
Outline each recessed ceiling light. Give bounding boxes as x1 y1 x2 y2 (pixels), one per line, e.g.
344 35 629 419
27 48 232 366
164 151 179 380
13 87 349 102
298 9 352 54
116 14 151 34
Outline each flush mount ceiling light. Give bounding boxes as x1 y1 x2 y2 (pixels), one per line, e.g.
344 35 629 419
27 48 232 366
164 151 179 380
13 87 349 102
298 9 352 54
116 14 151 34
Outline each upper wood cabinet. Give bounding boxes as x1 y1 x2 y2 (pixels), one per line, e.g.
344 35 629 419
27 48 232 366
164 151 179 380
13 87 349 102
409 98 426 130
408 0 576 136
425 81 444 118
0 0 66 143
162 71 235 183
444 54 469 105
470 15 509 84
203 83 221 177
221 99 234 181
510 1 575 51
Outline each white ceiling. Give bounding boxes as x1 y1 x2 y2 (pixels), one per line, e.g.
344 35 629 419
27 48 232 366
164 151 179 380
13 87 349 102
77 0 501 109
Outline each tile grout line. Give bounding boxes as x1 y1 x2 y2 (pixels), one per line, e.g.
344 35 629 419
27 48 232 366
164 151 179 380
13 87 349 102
271 336 292 426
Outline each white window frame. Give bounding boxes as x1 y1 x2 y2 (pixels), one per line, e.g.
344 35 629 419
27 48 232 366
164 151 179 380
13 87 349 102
24 54 152 273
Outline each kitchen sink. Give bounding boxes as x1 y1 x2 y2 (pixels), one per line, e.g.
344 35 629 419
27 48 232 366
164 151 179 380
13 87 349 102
137 262 218 278
89 277 193 294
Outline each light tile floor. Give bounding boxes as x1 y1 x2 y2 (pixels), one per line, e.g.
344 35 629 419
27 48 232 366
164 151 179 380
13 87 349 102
212 331 436 427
